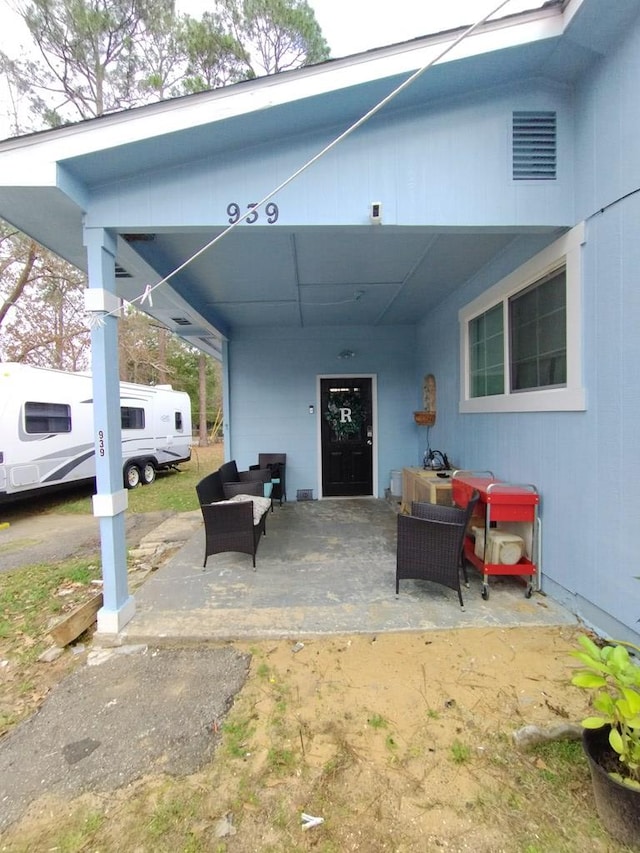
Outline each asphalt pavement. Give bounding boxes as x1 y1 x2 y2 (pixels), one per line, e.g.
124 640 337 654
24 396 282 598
0 643 250 831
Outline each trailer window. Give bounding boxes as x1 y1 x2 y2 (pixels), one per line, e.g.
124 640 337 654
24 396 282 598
24 401 72 434
121 407 145 430
175 411 183 431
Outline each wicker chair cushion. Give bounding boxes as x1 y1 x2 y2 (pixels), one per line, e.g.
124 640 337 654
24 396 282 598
213 494 271 524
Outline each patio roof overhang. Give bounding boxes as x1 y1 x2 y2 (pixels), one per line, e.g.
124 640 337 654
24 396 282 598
0 0 635 359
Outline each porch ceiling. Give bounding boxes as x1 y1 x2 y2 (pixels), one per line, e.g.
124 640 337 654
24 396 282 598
114 225 563 355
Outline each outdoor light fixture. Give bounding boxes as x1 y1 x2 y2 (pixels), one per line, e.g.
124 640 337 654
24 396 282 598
369 202 382 224
338 349 356 360
309 404 315 414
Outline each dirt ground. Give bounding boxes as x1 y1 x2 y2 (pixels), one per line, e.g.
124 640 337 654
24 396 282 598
1 623 624 853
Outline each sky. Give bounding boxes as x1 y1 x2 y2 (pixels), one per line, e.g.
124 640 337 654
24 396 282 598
177 0 548 58
0 0 548 61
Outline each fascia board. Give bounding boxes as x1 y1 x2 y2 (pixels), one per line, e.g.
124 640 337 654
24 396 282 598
562 0 587 29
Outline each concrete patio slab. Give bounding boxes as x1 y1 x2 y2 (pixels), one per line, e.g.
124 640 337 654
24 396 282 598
122 498 577 644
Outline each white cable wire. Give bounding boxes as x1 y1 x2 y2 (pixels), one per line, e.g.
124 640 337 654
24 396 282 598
89 0 514 322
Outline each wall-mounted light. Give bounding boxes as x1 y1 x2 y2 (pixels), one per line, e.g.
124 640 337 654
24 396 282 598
338 349 355 360
370 201 382 224
309 404 315 414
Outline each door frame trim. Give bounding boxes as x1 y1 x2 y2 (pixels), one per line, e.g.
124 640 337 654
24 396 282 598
315 373 378 500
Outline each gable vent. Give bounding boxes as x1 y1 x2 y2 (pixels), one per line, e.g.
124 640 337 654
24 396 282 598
512 111 556 180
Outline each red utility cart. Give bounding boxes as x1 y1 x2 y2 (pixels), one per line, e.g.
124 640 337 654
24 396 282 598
452 471 540 600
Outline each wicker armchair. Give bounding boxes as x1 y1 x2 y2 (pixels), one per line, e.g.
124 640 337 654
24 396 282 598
196 478 269 569
250 453 286 506
225 467 274 510
214 460 272 504
195 470 225 504
395 491 479 608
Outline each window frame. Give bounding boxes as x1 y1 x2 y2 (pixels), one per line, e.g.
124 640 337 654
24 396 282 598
459 223 586 413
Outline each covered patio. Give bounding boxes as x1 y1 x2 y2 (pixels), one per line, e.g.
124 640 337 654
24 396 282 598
122 498 576 644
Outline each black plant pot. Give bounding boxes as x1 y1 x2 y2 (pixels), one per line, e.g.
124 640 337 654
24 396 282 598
583 726 640 846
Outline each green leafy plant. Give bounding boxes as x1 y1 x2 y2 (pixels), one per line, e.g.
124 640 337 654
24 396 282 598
571 634 640 789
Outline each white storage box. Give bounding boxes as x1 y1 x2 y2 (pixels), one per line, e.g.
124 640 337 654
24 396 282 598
471 527 525 565
390 470 403 496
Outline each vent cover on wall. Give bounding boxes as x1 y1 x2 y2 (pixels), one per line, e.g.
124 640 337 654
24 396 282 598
512 111 557 180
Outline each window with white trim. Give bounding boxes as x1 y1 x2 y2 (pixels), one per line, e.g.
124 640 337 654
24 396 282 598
459 224 585 413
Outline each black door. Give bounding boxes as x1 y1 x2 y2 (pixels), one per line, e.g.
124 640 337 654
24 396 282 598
321 377 373 497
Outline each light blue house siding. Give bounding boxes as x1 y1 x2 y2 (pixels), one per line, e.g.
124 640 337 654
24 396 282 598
227 325 416 497
90 84 573 230
417 16 640 642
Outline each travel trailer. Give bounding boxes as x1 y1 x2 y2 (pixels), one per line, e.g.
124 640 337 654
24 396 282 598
0 363 192 503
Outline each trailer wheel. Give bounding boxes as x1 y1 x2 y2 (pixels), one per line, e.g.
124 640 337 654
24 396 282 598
124 463 141 489
141 462 156 485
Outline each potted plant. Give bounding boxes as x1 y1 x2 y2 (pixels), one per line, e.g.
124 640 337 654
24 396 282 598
571 634 640 845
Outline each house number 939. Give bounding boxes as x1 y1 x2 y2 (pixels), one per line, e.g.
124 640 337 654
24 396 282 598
98 429 105 457
226 202 279 224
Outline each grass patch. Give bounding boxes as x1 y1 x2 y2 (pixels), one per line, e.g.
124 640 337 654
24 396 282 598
367 712 388 729
51 810 105 853
474 733 618 852
222 714 256 759
147 786 205 838
0 556 102 662
450 739 472 764
528 738 586 788
117 444 223 514
266 745 298 775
